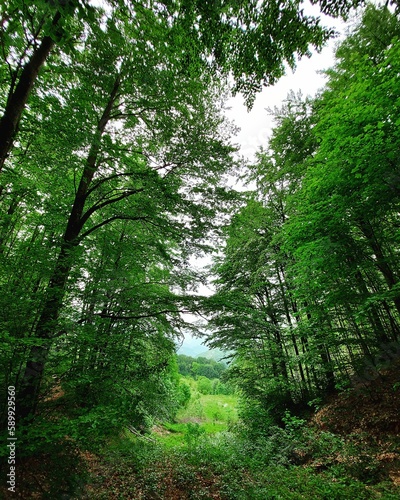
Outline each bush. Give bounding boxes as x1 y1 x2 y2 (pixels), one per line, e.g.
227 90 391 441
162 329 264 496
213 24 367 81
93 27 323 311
177 381 191 407
197 376 213 395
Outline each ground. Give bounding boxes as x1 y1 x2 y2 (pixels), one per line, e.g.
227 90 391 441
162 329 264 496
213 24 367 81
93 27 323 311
1 360 399 499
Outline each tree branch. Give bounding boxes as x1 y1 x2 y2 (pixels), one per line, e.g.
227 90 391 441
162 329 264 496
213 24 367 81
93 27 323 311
78 308 192 323
85 166 147 198
80 187 145 227
78 215 149 241
126 425 156 442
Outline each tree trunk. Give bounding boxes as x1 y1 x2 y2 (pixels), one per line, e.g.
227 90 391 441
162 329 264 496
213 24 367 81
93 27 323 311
15 76 120 422
0 12 61 172
16 242 75 421
304 302 336 393
358 218 400 315
276 264 308 397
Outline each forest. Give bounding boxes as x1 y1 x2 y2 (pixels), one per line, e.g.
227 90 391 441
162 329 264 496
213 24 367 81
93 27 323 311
0 0 400 498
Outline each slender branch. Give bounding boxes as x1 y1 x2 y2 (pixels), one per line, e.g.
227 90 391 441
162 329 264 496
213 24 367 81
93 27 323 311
126 425 156 442
78 215 149 241
85 170 144 198
97 308 189 320
80 187 145 226
78 308 192 323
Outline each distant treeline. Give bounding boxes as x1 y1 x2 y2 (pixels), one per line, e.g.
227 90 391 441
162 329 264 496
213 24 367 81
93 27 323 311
177 354 226 380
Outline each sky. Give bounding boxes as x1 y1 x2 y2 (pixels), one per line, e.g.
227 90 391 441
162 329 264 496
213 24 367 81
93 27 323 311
225 7 353 162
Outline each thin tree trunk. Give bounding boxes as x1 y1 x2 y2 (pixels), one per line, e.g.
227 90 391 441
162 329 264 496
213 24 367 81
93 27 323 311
358 218 400 315
276 264 308 397
304 302 336 393
0 12 61 172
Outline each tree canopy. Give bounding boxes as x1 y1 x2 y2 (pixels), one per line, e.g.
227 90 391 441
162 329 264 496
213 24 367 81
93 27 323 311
206 3 400 428
1 0 396 478
0 0 364 172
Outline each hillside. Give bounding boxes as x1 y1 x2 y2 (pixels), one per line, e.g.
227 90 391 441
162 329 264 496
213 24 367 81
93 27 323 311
196 349 229 363
80 358 400 498
309 357 400 486
176 335 207 358
176 336 229 363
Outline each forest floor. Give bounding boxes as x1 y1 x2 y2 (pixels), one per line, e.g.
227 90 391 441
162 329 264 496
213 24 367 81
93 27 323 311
77 363 400 499
2 362 400 499
82 358 400 499
309 357 400 487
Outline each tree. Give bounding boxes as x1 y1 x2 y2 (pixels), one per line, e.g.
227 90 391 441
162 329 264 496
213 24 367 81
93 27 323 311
0 0 363 173
0 0 94 172
0 9 239 430
207 7 400 430
284 4 400 352
0 0 375 441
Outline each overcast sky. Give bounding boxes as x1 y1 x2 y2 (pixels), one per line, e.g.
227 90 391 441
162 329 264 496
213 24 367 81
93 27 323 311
225 7 355 162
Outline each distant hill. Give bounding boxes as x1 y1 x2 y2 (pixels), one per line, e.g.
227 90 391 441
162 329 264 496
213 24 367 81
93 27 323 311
176 334 208 358
197 348 230 364
176 334 228 359
176 334 230 364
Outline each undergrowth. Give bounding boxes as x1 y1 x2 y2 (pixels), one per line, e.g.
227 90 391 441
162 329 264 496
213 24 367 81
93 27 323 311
82 424 399 499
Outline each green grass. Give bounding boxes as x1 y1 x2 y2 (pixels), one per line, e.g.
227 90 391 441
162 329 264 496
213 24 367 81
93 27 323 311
88 378 399 498
176 393 238 425
94 431 400 500
199 394 238 423
154 388 239 447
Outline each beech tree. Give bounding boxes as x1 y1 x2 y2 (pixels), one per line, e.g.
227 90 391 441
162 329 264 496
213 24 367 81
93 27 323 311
208 4 400 429
0 7 239 431
207 97 331 422
0 0 364 173
0 0 374 439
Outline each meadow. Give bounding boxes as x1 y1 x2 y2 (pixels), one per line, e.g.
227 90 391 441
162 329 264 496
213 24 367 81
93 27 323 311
155 376 239 447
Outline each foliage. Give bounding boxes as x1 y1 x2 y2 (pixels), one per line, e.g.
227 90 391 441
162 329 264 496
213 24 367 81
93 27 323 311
206 3 400 431
81 429 399 499
2 1 400 497
0 0 350 444
0 0 242 440
177 353 227 379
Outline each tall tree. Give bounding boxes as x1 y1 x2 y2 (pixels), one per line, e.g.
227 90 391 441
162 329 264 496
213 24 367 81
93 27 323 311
207 6 400 430
0 0 363 173
0 10 237 428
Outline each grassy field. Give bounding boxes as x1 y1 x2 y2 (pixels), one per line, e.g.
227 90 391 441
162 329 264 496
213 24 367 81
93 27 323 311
154 379 238 447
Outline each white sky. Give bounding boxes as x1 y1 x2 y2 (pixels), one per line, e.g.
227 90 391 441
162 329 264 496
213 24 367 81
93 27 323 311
225 7 354 162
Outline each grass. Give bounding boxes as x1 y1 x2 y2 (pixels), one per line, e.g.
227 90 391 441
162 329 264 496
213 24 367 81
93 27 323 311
154 380 239 447
82 430 400 499
76 373 400 499
199 394 238 423
140 376 400 497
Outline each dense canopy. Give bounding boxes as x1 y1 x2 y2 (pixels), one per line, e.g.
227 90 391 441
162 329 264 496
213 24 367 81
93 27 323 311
1 2 400 498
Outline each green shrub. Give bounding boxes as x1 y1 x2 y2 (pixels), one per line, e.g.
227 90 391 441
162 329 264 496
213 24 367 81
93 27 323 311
184 422 206 447
197 376 213 395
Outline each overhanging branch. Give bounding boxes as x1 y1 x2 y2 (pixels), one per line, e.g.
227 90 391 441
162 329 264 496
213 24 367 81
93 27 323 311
78 215 149 240
85 170 145 198
78 308 194 323
80 187 145 226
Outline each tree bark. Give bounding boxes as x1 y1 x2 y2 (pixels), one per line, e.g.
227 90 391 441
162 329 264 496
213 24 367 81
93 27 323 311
16 76 120 422
0 12 61 172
